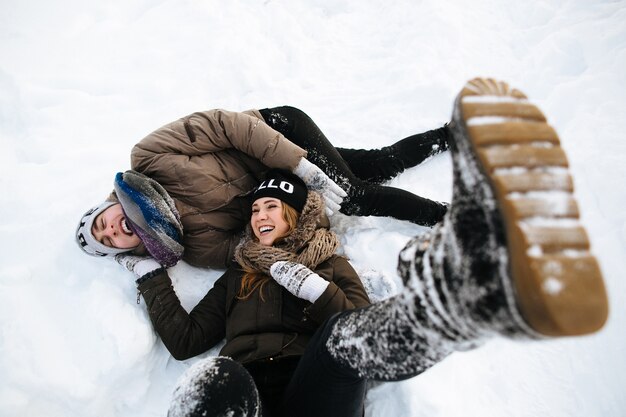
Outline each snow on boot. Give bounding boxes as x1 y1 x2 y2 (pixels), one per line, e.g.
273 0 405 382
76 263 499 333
324 77 608 382
168 357 261 417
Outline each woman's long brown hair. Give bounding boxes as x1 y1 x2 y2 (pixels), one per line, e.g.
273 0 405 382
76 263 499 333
237 202 300 301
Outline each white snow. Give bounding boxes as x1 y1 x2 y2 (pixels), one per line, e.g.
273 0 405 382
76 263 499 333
542 277 564 296
466 116 529 125
1 1 625 416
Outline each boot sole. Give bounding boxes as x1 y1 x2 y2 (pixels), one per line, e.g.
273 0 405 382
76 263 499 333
454 77 608 336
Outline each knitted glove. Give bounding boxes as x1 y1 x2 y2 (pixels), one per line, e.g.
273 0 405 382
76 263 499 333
270 261 329 303
114 254 163 281
293 158 347 216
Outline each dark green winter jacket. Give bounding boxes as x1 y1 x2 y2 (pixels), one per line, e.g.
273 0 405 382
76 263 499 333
138 255 370 363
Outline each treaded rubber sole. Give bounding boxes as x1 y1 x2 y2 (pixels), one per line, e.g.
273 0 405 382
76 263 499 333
457 77 608 336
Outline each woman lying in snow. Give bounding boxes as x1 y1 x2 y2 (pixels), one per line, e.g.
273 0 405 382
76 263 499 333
75 105 450 270
80 78 608 417
118 168 372 416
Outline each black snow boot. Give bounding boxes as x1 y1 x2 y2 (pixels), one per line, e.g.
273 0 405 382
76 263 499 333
324 77 609 382
337 125 450 184
168 357 261 417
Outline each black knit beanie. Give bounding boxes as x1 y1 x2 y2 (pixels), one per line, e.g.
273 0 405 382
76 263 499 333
252 169 308 212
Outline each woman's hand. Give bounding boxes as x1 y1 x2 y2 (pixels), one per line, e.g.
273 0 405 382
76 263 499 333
270 261 329 303
293 158 347 216
114 254 162 280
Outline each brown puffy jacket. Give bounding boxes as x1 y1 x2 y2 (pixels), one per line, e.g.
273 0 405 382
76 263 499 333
130 109 307 268
139 255 371 362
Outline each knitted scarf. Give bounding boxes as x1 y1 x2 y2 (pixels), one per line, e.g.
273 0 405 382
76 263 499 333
234 192 339 274
114 170 184 267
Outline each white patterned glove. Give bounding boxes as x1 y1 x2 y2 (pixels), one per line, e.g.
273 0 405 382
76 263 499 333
293 158 347 216
270 261 329 303
114 254 162 280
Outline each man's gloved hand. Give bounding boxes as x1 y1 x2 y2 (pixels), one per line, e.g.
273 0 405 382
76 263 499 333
114 254 162 280
270 261 329 303
293 158 347 216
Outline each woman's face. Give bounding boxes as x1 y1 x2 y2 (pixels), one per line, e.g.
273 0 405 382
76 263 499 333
91 203 142 249
251 197 290 246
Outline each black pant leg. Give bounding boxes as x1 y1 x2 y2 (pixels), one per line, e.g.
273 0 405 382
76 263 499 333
343 181 447 226
280 314 367 417
244 357 301 417
259 106 446 226
259 106 358 187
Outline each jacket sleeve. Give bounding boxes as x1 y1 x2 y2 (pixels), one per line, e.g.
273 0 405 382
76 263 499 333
138 270 229 360
182 229 240 269
304 257 371 324
131 109 307 174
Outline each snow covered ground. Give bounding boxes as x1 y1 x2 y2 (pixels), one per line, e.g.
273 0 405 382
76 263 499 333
1 0 625 416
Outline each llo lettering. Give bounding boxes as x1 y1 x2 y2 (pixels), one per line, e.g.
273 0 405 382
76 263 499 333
258 180 294 194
